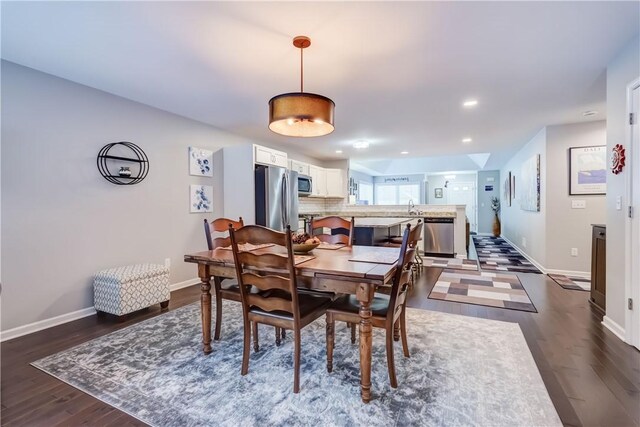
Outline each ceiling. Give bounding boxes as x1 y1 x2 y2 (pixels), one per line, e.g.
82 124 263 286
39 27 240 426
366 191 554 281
2 1 638 165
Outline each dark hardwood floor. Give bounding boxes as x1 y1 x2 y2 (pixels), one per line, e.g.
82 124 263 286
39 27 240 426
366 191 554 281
2 263 639 426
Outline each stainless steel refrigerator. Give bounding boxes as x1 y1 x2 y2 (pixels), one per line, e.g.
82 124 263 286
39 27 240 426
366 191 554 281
255 164 299 232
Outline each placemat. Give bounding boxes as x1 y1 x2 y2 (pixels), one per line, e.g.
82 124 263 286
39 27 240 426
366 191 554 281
349 251 398 265
316 243 346 250
220 243 275 251
294 255 316 265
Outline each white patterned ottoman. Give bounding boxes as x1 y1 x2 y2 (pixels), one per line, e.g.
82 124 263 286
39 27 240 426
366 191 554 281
94 264 170 317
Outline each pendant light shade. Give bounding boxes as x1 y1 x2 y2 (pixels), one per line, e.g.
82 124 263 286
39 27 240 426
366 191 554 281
268 36 335 137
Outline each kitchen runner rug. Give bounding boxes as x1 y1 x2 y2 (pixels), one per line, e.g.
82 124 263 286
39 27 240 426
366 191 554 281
472 236 542 274
548 274 591 291
429 269 537 313
32 303 559 427
423 256 479 271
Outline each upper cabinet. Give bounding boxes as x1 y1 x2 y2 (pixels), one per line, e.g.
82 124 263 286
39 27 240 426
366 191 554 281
308 165 327 197
289 159 310 176
254 145 287 168
325 168 345 198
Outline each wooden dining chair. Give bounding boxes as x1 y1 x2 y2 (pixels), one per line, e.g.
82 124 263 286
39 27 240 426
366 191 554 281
325 221 423 388
203 217 244 341
310 216 354 246
229 225 332 393
386 219 424 281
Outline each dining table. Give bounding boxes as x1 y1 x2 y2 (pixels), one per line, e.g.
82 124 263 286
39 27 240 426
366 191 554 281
184 244 400 404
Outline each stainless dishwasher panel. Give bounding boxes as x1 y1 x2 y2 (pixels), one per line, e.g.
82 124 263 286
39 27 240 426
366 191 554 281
423 217 455 256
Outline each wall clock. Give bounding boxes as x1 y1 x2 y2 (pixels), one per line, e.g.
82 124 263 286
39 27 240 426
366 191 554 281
611 144 626 175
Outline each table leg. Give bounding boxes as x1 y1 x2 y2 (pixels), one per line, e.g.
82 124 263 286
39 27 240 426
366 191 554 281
356 283 375 403
199 264 212 355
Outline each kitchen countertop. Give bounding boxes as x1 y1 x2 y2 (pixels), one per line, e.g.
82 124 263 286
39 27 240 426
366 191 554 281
300 211 457 219
352 218 412 228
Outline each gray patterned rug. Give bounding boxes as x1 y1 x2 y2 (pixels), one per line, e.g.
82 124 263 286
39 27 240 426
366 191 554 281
32 303 560 427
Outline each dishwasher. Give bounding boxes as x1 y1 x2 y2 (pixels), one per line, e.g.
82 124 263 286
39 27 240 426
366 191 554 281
423 217 455 257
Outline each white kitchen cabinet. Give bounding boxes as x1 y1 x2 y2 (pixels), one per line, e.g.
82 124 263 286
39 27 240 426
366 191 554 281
309 165 327 197
289 159 310 176
254 145 287 168
325 168 345 198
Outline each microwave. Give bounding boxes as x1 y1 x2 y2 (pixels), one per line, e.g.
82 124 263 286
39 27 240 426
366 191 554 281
298 174 312 196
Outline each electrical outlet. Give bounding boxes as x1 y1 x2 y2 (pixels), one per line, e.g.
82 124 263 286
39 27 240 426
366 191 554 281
522 237 527 248
571 248 578 257
164 258 171 269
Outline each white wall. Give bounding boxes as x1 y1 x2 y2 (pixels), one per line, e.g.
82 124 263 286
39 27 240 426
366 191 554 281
546 121 606 273
500 128 548 268
0 61 328 333
605 35 640 331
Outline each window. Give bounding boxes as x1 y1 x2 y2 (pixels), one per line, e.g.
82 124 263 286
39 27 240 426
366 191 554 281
375 182 421 205
358 181 373 205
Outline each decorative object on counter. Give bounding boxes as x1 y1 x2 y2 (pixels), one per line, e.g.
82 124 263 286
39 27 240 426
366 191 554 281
118 166 132 177
610 144 626 175
569 146 607 195
520 155 540 212
268 36 335 137
491 196 501 237
503 172 512 207
189 147 213 177
96 141 149 185
434 188 443 198
190 185 213 213
429 269 537 313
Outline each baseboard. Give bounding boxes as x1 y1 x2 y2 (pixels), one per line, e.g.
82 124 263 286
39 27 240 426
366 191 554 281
170 277 200 291
1 277 201 343
602 316 627 343
499 235 547 274
546 269 591 280
0 306 97 343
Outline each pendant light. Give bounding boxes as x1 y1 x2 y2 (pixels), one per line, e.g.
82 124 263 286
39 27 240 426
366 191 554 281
268 36 335 137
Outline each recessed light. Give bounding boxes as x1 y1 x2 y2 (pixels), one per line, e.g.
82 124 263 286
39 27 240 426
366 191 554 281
463 99 478 108
401 151 409 155
335 150 343 154
582 110 598 117
462 137 472 143
353 140 369 149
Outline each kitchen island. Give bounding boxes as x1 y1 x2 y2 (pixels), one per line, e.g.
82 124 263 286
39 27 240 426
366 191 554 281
352 218 412 246
300 204 467 257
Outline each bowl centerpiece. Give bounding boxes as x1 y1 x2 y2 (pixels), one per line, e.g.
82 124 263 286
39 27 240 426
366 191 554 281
292 232 321 253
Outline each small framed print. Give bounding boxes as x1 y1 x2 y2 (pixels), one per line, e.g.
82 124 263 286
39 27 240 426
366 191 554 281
190 185 213 213
434 188 443 198
189 147 213 177
569 146 606 195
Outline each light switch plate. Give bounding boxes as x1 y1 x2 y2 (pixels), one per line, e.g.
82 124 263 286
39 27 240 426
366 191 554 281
616 196 622 210
571 248 578 257
571 200 586 209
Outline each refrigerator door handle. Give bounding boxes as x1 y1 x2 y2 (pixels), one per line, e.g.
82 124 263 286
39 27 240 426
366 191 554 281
281 172 288 230
284 172 290 229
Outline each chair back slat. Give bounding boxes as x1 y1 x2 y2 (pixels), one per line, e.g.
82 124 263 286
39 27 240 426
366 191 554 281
246 294 294 314
311 216 354 247
237 251 290 271
204 217 244 250
386 221 423 324
229 225 301 323
241 272 291 293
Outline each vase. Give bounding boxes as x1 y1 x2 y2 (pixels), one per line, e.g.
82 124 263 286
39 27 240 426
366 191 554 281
492 214 501 237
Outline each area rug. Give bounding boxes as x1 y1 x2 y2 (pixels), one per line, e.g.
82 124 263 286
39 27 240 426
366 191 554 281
548 274 591 291
32 303 559 426
429 269 537 313
472 236 542 274
423 256 479 271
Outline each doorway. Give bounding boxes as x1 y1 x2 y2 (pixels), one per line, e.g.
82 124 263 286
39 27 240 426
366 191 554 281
447 181 477 233
629 81 640 349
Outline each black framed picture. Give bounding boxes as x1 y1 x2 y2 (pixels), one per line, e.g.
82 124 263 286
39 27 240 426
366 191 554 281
569 146 606 195
434 188 443 198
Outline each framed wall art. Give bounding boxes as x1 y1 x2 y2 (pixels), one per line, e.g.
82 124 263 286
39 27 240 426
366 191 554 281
520 154 540 212
190 185 213 213
189 146 213 177
434 188 443 198
569 146 606 195
503 172 511 207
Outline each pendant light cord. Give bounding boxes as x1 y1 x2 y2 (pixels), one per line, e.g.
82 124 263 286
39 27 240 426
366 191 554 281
300 46 304 93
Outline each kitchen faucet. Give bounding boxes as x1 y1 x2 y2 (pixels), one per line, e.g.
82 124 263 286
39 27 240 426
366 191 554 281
408 199 416 214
